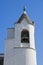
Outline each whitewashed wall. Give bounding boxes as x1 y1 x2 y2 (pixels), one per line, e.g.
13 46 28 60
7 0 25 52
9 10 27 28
7 28 15 39
13 48 37 65
15 19 35 48
4 18 37 65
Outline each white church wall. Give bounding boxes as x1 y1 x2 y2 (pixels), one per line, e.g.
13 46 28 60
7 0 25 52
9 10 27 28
15 23 30 47
4 39 15 65
13 48 37 65
15 19 35 49
29 25 35 49
7 28 15 39
4 12 37 65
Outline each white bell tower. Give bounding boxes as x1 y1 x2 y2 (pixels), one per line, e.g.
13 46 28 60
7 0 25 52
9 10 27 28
4 7 37 65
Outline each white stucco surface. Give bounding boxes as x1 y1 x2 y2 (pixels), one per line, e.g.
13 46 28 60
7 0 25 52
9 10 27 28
13 48 37 65
15 19 35 48
4 16 37 65
7 28 15 39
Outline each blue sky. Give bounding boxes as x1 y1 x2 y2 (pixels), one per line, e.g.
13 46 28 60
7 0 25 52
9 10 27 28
0 0 43 65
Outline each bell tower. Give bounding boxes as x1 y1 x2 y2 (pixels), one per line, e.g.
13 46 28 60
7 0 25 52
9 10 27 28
4 7 37 65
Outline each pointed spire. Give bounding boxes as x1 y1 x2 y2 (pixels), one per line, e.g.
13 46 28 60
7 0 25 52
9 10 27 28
23 6 26 14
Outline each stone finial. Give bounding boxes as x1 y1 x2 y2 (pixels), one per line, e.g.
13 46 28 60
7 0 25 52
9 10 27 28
23 6 26 14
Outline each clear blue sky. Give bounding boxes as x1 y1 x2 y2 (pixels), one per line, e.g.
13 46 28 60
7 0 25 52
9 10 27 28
0 0 43 65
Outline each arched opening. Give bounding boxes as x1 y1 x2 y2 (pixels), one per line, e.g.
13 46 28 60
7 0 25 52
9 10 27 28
21 29 29 43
